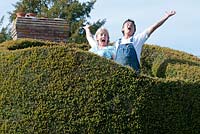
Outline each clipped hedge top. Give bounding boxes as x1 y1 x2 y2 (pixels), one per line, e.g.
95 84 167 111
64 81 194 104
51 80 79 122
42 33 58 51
0 39 200 133
141 44 200 81
0 38 90 51
1 39 200 81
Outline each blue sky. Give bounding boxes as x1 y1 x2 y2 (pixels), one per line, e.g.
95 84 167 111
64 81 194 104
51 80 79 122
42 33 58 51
1 0 199 57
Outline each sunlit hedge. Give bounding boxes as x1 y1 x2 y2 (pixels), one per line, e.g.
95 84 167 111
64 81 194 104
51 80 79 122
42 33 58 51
141 44 200 81
0 38 89 51
0 39 199 133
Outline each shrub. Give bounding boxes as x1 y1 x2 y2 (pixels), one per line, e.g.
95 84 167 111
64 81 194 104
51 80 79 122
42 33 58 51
141 44 200 81
0 39 199 133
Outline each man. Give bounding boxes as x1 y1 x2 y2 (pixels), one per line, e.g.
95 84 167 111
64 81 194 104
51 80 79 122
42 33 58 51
114 10 176 72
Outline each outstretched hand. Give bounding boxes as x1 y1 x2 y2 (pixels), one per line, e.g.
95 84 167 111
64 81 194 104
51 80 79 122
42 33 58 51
146 10 176 37
165 10 176 18
83 24 91 30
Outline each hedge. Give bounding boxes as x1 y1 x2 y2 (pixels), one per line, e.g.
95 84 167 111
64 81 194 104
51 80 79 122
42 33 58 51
141 44 200 81
0 39 199 133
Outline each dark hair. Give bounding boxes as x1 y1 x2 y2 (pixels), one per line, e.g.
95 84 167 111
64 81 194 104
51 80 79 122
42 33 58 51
122 19 136 35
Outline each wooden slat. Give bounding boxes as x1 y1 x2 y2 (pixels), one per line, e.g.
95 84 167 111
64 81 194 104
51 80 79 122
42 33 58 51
11 17 70 43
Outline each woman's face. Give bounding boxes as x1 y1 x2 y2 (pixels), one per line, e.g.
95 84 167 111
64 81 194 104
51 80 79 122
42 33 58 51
96 31 109 47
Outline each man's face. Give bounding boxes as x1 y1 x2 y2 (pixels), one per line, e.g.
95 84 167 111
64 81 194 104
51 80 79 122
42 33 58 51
122 21 135 37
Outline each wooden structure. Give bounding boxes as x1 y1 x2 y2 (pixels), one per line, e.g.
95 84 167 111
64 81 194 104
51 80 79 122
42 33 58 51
11 17 70 43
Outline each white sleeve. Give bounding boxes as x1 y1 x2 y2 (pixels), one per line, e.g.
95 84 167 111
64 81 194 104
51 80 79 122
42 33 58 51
86 35 98 48
134 30 149 48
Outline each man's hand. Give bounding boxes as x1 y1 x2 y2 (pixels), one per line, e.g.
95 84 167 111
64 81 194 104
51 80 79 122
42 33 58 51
165 10 176 18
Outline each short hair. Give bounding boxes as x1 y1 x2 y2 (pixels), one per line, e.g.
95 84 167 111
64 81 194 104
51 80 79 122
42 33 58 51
95 27 110 43
121 19 136 35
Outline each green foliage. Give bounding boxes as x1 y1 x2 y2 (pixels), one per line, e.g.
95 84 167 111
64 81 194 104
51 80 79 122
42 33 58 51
8 0 105 44
141 44 200 81
0 39 200 133
165 62 200 81
69 19 106 44
0 39 90 51
0 16 11 43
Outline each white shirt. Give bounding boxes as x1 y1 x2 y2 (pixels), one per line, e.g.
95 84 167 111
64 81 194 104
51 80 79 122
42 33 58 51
115 29 149 63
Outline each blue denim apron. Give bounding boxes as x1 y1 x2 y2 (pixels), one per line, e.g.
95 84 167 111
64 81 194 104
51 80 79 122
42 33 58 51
115 38 140 71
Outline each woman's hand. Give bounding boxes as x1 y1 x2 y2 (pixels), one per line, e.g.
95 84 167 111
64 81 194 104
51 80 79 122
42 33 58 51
83 24 91 30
